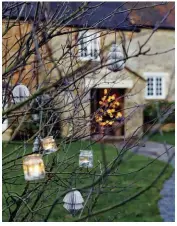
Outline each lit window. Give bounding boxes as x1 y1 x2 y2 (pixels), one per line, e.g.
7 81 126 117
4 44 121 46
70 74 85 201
78 31 100 61
145 73 166 99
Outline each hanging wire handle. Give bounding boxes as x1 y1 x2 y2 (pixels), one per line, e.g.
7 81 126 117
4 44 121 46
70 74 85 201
100 142 107 172
79 187 93 219
39 97 43 138
89 137 93 151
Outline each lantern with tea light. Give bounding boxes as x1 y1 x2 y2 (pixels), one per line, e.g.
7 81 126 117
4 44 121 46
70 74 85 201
63 188 84 216
79 150 93 168
23 154 45 181
41 136 57 154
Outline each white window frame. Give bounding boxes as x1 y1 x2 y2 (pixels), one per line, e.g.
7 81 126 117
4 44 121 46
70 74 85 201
78 30 100 61
144 72 166 100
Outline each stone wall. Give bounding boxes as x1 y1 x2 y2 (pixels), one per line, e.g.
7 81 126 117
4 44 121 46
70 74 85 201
125 29 175 102
2 21 175 139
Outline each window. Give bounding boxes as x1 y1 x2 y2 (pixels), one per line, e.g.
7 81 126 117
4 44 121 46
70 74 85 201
145 73 166 99
78 31 100 61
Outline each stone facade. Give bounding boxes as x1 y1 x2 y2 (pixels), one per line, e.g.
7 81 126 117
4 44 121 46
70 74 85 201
50 28 174 138
2 21 175 139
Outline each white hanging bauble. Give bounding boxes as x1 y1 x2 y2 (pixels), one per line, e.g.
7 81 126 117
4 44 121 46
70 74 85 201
32 113 40 122
37 94 50 104
63 189 84 214
107 44 125 72
12 84 30 104
32 136 40 153
2 118 8 132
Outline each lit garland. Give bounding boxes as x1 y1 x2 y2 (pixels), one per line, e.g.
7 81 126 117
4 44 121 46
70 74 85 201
95 89 123 127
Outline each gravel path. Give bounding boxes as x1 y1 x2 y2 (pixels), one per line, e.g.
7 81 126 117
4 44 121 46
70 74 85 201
116 141 175 222
132 142 175 222
158 172 175 222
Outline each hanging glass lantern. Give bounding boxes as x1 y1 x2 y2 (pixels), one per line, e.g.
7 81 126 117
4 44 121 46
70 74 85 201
107 44 125 72
23 154 45 181
12 84 30 104
63 188 84 215
41 136 57 154
79 150 93 168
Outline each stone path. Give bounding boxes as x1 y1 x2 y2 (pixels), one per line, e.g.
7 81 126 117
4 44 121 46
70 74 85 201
117 141 175 222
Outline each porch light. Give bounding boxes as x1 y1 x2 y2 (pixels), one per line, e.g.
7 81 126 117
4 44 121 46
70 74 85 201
41 136 57 154
79 150 93 168
107 44 125 72
63 188 84 215
23 154 45 181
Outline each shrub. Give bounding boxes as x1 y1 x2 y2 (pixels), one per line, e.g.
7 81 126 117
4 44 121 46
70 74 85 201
143 101 175 124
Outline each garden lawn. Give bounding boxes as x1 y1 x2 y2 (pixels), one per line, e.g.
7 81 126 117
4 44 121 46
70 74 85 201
2 140 173 222
150 131 175 146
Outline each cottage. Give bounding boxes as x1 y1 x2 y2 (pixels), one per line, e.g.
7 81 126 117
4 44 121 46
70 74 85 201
2 2 175 141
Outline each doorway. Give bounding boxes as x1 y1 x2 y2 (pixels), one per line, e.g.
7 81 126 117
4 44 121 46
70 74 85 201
90 88 125 137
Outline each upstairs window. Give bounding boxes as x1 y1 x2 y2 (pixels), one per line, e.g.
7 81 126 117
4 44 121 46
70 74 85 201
145 73 166 99
78 31 100 61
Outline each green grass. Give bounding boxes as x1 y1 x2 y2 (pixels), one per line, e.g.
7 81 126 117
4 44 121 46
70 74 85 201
2 140 174 222
150 131 175 146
